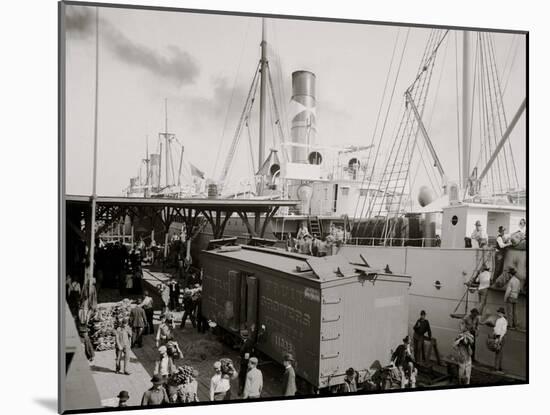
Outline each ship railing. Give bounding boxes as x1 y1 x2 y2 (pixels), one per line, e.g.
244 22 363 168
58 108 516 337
346 237 440 247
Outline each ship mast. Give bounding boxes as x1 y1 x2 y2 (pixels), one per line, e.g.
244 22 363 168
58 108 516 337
87 7 100 287
258 18 267 172
144 135 150 197
165 98 169 188
461 31 472 189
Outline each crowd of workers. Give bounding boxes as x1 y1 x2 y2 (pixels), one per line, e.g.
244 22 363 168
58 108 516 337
67 236 300 408
287 222 347 256
66 216 525 407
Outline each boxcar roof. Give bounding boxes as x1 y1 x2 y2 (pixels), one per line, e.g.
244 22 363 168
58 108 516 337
202 246 411 283
204 246 320 281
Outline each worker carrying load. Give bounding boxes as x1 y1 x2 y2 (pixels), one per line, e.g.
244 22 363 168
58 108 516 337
391 335 417 388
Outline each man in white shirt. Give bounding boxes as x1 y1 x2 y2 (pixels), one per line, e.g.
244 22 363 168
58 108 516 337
470 220 488 248
476 265 492 315
494 226 512 279
243 357 263 399
210 361 230 401
493 307 508 372
504 268 521 328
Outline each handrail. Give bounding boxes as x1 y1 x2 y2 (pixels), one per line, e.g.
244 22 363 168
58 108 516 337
346 237 440 247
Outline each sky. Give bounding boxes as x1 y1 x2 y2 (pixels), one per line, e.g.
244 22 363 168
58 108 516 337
63 4 526 197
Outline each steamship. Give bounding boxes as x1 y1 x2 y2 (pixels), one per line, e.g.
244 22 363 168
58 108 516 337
123 22 526 379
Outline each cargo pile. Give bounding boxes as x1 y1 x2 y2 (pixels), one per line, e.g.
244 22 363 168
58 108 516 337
220 357 236 377
168 365 196 386
89 299 133 351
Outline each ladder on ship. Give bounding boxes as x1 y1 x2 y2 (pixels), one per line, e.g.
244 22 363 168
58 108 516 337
308 216 323 237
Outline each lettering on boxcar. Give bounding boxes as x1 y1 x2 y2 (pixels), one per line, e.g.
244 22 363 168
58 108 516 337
260 295 311 328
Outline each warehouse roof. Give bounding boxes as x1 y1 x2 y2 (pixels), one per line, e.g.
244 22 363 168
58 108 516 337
65 194 298 211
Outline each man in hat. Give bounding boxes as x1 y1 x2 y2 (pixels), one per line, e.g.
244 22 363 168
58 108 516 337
243 357 263 399
156 314 175 348
296 223 310 240
495 226 512 278
153 345 176 381
282 353 297 396
129 303 147 348
341 368 358 393
141 375 169 406
168 278 180 312
140 290 154 335
299 234 313 255
210 361 230 401
460 308 480 362
239 335 255 395
504 268 521 328
471 220 488 248
453 332 474 385
391 336 416 388
117 391 129 407
114 318 132 375
412 310 432 363
493 307 508 372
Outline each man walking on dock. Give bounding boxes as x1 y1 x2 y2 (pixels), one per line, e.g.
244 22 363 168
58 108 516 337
140 291 154 335
493 307 508 372
129 303 147 348
282 353 297 396
504 268 520 328
114 318 132 375
412 310 432 363
243 357 263 399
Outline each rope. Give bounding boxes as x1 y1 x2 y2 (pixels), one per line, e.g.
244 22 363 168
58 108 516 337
350 27 401 233
480 34 504 192
484 33 512 190
220 61 261 185
213 19 252 179
371 30 438 241
488 33 519 189
502 35 520 96
361 28 434 239
353 28 411 236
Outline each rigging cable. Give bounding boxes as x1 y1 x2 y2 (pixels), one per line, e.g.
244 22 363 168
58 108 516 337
478 35 497 194
484 33 512 190
501 35 520 96
480 33 505 192
488 33 519 188
213 18 252 179
369 29 436 239
386 31 445 239
354 28 411 235
350 27 402 233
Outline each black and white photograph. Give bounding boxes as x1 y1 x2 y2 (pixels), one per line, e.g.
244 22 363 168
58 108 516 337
59 1 527 413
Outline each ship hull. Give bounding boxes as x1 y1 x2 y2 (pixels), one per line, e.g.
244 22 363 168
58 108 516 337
339 245 526 379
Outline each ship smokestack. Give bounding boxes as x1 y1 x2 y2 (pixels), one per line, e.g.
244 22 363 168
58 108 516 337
290 71 317 163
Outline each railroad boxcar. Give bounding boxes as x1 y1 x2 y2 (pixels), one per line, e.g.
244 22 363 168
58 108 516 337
201 245 412 390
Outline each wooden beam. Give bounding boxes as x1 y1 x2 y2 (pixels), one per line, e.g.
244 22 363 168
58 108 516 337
260 206 279 237
219 211 234 239
237 211 256 237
